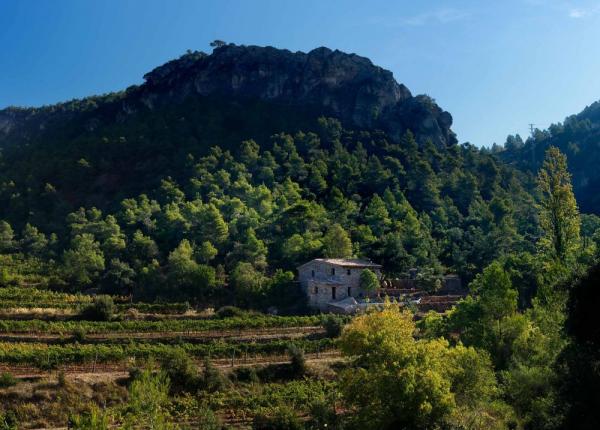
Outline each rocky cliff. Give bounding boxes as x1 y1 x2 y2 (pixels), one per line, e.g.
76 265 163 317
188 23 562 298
0 44 456 147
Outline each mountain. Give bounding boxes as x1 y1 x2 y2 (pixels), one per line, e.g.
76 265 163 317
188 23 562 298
0 44 456 149
499 100 600 213
0 44 458 225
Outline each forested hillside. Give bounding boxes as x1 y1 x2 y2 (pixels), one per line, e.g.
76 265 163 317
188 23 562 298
0 116 543 306
499 100 600 213
0 44 552 307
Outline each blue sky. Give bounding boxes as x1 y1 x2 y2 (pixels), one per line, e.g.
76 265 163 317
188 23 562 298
1 0 600 146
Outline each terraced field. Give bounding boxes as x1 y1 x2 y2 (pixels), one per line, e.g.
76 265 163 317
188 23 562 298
0 288 346 428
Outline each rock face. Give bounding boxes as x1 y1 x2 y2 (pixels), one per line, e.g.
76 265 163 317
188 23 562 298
0 44 457 147
139 44 456 146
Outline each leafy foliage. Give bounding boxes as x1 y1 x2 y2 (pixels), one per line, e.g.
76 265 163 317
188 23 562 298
0 119 542 308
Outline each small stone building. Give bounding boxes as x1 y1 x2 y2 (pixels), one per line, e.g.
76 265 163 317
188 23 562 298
297 258 382 311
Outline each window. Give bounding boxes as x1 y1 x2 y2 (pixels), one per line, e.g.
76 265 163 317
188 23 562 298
331 268 336 276
314 286 318 294
311 270 315 278
347 269 351 276
347 287 351 296
332 287 336 300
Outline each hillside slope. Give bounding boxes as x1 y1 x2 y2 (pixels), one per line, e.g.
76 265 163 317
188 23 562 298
500 100 600 213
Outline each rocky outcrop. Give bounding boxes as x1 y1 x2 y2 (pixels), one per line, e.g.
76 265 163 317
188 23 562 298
138 44 456 146
0 44 457 147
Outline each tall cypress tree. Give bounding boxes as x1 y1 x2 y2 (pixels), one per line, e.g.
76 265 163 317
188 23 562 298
537 146 580 263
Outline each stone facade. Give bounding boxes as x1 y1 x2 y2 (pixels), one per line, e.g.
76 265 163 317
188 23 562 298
298 259 382 311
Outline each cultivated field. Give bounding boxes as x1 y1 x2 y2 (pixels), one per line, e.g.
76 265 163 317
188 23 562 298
0 287 346 428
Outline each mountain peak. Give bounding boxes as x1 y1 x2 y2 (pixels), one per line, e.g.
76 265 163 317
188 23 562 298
0 44 456 147
137 43 455 146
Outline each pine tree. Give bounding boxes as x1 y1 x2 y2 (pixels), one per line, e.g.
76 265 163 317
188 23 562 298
323 224 353 258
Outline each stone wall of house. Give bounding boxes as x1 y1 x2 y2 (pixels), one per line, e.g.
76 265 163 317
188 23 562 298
298 261 381 310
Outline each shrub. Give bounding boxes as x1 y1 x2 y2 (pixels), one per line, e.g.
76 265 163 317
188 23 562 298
322 314 343 338
72 327 87 343
69 406 110 430
0 410 18 430
202 357 228 392
288 345 306 378
159 348 199 392
82 296 115 321
308 398 339 429
252 405 303 430
215 305 246 318
195 407 221 430
232 366 260 383
128 366 143 382
124 369 172 428
0 372 17 388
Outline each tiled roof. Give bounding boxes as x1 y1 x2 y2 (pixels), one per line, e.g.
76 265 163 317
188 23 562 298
298 258 382 269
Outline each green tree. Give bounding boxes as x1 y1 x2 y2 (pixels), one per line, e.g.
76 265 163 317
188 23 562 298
20 223 49 257
359 269 379 293
449 262 519 368
322 223 353 258
63 234 105 287
537 146 580 263
123 369 175 429
198 240 218 263
103 258 135 295
230 262 267 306
129 230 159 266
364 194 391 236
338 307 507 430
0 221 15 253
168 239 216 300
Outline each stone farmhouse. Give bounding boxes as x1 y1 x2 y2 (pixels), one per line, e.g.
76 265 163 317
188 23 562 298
297 258 382 311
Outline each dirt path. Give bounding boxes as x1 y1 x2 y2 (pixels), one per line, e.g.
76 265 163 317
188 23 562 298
0 326 324 343
0 350 342 380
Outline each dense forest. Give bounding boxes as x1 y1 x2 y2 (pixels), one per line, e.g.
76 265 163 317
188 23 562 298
1 115 560 308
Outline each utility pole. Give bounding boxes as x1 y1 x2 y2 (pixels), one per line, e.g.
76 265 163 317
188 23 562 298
529 123 536 166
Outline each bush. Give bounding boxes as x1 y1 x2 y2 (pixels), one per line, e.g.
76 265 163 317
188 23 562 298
57 370 67 387
202 357 228 392
82 296 115 321
288 345 306 378
308 398 339 429
124 369 171 428
69 407 110 430
195 407 221 430
159 348 199 392
72 327 87 343
128 366 143 382
253 405 303 430
0 372 17 388
322 315 343 338
232 366 260 383
215 305 247 318
0 410 18 430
